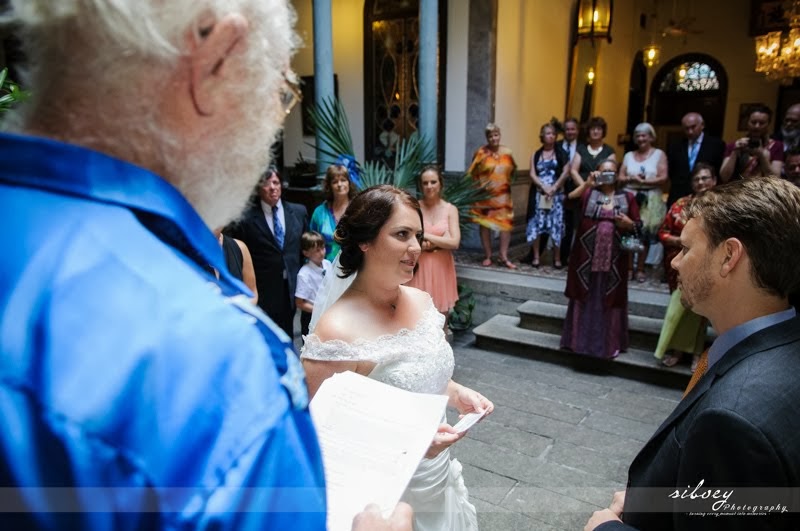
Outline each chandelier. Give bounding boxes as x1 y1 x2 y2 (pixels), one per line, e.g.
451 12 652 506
755 0 800 84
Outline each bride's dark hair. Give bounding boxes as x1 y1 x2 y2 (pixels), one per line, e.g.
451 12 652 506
334 184 423 278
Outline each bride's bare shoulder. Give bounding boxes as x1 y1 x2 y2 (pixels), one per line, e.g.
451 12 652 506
401 284 435 310
313 297 363 343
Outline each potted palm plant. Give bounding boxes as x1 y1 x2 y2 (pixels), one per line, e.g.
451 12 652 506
307 97 490 233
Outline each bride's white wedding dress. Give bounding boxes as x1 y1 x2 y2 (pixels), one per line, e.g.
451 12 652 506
301 295 479 530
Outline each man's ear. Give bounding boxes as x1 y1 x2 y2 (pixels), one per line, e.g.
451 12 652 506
188 13 249 116
719 237 745 277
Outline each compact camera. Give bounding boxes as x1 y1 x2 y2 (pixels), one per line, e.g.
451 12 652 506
596 171 616 185
747 137 762 150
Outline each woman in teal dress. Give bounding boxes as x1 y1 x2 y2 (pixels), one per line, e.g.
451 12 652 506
309 164 357 260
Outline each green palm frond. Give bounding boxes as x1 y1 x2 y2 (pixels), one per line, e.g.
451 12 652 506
305 96 356 168
360 159 392 189
0 68 29 113
393 132 436 189
443 174 492 232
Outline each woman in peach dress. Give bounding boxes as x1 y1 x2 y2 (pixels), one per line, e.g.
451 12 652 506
406 166 460 329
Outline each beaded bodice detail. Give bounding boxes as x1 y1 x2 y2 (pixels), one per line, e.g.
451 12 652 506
301 299 454 395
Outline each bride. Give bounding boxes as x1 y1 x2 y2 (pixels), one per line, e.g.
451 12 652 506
301 185 493 530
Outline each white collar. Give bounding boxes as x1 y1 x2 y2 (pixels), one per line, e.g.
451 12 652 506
261 199 282 213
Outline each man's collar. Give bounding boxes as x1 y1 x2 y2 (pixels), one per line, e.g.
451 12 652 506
707 307 797 370
0 132 244 294
261 199 282 212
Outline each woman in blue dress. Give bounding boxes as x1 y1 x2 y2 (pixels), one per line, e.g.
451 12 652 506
309 164 358 260
526 123 570 268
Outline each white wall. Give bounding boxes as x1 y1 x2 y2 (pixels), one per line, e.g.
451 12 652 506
493 0 573 168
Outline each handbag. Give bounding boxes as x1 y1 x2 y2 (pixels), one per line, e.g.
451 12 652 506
620 223 645 253
538 194 553 210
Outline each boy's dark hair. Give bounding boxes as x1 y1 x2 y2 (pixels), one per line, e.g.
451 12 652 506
301 231 325 252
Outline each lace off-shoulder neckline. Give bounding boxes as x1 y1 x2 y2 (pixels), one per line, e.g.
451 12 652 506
304 303 442 348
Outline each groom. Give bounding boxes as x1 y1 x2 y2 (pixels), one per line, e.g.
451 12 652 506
585 177 800 530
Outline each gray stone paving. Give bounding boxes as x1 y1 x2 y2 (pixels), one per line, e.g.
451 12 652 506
447 331 683 530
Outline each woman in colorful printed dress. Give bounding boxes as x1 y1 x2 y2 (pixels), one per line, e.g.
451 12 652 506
526 122 571 268
561 159 641 359
655 162 717 369
468 123 518 269
309 164 358 261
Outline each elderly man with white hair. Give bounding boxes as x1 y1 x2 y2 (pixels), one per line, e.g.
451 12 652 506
0 1 410 529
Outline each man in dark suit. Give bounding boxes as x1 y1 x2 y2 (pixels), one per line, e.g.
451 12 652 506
228 169 308 338
586 177 800 530
666 112 725 206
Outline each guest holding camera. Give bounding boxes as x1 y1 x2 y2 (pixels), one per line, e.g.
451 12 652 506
720 104 784 182
561 159 641 359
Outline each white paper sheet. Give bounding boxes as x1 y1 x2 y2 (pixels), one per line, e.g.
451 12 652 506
310 371 448 531
452 410 486 433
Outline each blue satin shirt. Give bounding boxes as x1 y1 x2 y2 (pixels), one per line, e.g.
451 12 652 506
0 133 326 529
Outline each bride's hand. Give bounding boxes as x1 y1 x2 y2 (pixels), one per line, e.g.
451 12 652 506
425 423 465 458
448 382 494 418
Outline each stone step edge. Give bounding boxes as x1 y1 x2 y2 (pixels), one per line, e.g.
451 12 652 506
456 264 671 308
517 300 664 335
473 315 692 388
517 300 717 340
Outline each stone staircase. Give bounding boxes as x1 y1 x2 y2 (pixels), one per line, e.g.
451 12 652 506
456 263 697 389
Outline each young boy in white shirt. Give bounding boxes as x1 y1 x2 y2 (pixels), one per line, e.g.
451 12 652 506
295 231 333 337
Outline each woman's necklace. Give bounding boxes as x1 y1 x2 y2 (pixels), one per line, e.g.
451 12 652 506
350 286 399 312
587 144 603 156
599 193 613 205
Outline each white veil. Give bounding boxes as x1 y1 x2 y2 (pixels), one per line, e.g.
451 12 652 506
308 253 354 334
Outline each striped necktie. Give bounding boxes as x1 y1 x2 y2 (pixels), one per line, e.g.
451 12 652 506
272 206 284 249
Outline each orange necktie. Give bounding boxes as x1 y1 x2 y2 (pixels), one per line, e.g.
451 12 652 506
683 348 709 398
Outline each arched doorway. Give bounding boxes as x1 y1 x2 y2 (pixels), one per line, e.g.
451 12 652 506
363 0 447 166
648 53 727 149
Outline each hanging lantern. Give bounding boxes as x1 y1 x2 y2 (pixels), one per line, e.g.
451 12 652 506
643 43 661 68
577 0 614 42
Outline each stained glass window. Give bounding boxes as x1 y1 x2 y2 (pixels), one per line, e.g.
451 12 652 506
367 1 420 168
658 62 720 92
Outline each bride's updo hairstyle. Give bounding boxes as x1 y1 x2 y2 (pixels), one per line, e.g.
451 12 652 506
334 184 423 278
